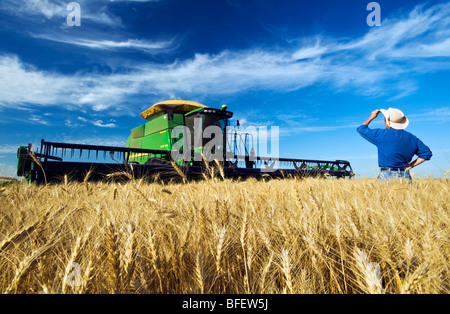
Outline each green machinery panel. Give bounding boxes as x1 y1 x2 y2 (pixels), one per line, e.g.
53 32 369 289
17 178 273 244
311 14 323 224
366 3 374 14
127 112 185 164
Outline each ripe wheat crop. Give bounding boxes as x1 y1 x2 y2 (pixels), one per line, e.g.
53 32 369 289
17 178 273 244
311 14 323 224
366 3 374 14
0 177 448 294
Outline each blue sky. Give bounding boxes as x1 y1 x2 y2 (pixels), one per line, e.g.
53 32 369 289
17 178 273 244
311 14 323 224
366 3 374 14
0 0 449 178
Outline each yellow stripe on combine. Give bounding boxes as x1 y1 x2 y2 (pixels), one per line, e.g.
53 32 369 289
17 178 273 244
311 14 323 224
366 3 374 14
129 153 149 159
129 150 169 160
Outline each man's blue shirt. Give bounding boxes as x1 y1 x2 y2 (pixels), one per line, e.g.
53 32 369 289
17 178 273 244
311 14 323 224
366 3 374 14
356 125 432 168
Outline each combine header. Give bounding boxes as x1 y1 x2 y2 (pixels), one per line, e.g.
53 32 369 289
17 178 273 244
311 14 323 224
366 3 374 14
16 100 353 184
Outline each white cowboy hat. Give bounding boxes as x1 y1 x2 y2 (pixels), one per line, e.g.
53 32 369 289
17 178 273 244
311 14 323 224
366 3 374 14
379 108 409 130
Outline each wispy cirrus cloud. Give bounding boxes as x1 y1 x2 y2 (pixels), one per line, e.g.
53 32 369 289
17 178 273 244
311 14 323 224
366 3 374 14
76 116 116 128
0 145 19 154
31 33 177 53
11 0 66 19
408 107 450 122
292 41 330 60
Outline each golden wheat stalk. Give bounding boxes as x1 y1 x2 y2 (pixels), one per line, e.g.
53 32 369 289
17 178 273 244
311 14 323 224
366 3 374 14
5 244 51 294
259 251 274 293
61 236 83 294
179 221 192 263
240 210 248 248
0 220 40 252
106 219 121 293
195 251 205 294
62 228 91 293
84 169 93 193
201 153 213 179
132 185 157 204
402 263 429 294
112 186 118 200
215 226 227 275
0 176 18 181
280 248 294 294
240 210 251 293
353 248 383 294
131 278 149 294
106 171 133 180
122 223 137 287
308 187 321 210
170 161 188 183
148 229 164 293
214 159 225 180
27 152 47 185
76 259 93 294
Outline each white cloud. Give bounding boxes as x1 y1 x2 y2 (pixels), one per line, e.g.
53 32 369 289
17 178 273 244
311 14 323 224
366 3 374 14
83 11 123 28
92 104 110 112
31 33 176 53
71 38 173 50
65 119 80 127
73 116 116 128
137 50 326 95
292 41 330 60
0 55 74 106
22 0 66 19
0 145 19 154
0 55 139 109
389 38 450 58
408 107 450 122
29 114 50 125
92 119 116 128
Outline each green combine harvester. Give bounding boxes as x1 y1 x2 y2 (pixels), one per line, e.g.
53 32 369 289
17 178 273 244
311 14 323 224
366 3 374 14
16 100 353 184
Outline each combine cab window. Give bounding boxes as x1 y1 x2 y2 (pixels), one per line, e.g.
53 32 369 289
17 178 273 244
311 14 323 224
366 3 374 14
185 113 228 150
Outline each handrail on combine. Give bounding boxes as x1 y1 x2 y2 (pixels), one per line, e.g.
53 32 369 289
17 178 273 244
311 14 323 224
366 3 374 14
39 139 171 163
228 154 353 177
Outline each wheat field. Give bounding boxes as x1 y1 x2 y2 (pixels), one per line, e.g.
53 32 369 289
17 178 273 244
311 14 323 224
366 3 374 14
0 176 448 294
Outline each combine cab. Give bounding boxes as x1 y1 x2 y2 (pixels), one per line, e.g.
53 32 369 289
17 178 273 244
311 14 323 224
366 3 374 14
16 100 353 184
126 100 232 166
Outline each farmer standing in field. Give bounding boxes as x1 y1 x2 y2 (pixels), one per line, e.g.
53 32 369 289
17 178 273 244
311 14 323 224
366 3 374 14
357 108 432 182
